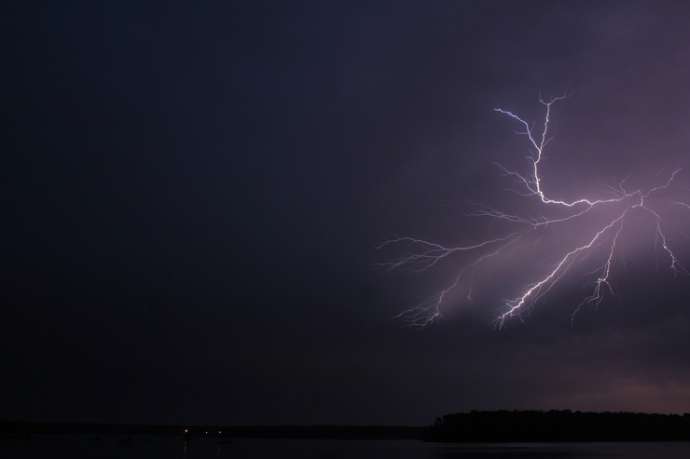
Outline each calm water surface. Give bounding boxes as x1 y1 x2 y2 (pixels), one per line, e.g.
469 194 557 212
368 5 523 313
3 436 690 458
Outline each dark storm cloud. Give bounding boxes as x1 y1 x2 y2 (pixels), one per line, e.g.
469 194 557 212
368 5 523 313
3 0 690 425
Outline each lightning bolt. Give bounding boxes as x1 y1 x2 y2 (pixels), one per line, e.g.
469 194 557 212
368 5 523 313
380 96 687 327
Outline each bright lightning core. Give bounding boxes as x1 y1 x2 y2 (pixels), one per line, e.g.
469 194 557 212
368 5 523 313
380 96 690 328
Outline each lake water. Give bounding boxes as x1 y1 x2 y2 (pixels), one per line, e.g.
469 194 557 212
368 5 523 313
3 436 690 458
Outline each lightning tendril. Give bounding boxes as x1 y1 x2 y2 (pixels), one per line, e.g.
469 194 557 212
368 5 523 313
380 97 687 328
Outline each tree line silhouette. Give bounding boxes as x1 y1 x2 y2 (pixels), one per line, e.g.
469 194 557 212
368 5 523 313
430 410 690 442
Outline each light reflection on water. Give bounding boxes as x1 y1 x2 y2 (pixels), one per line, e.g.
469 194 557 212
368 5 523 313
3 436 690 458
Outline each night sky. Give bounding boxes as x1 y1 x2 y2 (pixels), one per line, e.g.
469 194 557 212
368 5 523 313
4 1 690 426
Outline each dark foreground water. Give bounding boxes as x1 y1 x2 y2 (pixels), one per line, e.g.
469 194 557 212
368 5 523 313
3 436 690 458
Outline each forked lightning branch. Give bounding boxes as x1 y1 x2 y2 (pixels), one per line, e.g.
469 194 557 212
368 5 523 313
380 97 689 328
